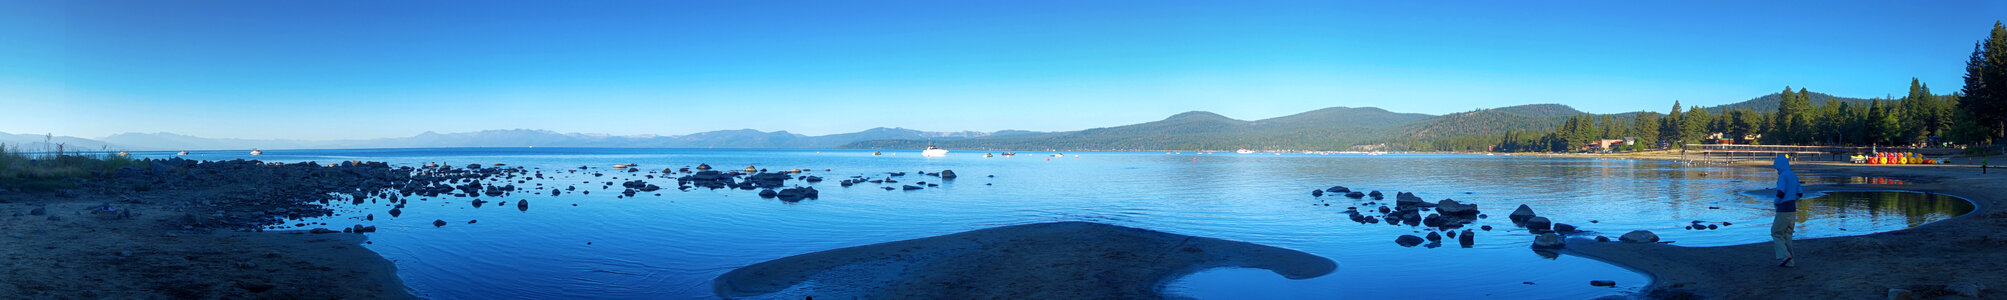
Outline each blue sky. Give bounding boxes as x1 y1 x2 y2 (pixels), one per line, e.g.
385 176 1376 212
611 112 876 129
2 1 2002 139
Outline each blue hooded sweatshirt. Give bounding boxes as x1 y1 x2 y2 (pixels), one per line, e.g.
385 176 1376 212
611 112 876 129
1774 155 1802 212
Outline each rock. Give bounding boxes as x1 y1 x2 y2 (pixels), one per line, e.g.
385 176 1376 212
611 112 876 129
1395 235 1425 247
1887 288 1913 300
939 170 956 180
1553 223 1577 233
1590 280 1616 287
388 208 402 218
1422 214 1446 227
1344 191 1365 199
1509 204 1537 223
1619 230 1659 243
29 207 45 216
1425 232 1442 241
1435 199 1478 216
237 281 277 293
1458 229 1475 247
1950 282 1985 297
1532 233 1564 249
1368 190 1384 199
467 220 477 224
1480 225 1493 231
758 189 778 198
1524 216 1553 233
1596 236 1611 242
1311 189 1324 197
1325 186 1350 193
309 228 338 234
433 219 447 227
902 185 923 191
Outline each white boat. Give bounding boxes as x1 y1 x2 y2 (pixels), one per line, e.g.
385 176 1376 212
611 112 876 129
922 145 949 157
250 149 263 156
1236 148 1254 154
176 151 188 155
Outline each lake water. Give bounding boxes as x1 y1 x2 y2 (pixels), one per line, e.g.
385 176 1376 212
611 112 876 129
132 148 1973 299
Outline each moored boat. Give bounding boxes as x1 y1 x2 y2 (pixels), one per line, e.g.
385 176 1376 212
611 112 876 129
250 149 263 156
922 145 949 157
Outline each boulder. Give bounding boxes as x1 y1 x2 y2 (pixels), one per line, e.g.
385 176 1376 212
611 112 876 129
1311 189 1324 197
1619 230 1659 243
1553 223 1577 233
939 170 957 180
1590 280 1616 287
432 219 447 227
1368 190 1384 200
902 185 923 191
1524 216 1553 233
1435 199 1478 216
1325 186 1350 193
1532 233 1565 249
1422 214 1446 228
1395 235 1425 247
1458 229 1475 247
1344 191 1365 199
1425 232 1442 241
1950 282 1985 298
517 200 529 212
1595 236 1611 242
1508 204 1537 223
758 189 778 198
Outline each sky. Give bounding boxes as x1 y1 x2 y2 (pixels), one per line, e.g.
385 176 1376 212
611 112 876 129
2 1 2003 140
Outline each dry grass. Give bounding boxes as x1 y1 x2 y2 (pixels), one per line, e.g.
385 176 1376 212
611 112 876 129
0 142 140 190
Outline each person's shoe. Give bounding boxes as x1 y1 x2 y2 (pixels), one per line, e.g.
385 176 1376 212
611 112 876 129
1777 257 1794 267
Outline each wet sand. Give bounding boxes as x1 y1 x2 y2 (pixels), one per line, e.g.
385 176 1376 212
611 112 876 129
713 221 1336 299
1563 161 2006 299
0 190 413 299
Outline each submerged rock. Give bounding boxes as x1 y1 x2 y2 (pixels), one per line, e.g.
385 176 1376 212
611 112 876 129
1458 229 1475 247
1524 216 1553 233
1395 235 1425 247
1532 233 1565 249
1619 230 1659 243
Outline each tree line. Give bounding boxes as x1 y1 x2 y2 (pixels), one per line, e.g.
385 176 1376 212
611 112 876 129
1407 21 2007 153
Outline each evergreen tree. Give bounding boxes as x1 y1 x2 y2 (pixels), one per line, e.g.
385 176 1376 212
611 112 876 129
1684 106 1712 145
1869 99 1903 145
1629 112 1660 150
1662 101 1685 147
1954 21 2007 144
1728 109 1755 142
1599 115 1622 140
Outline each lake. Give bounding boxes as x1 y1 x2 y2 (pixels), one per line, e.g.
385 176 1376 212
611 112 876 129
131 148 1972 299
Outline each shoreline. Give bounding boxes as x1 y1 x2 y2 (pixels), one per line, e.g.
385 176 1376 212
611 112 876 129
1560 160 2004 298
0 190 416 299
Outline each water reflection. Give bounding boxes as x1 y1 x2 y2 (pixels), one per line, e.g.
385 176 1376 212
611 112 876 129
1791 192 1972 234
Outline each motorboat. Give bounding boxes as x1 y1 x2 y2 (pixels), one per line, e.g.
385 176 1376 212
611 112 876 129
176 151 189 155
984 153 994 158
250 149 263 156
1236 148 1254 154
922 145 949 157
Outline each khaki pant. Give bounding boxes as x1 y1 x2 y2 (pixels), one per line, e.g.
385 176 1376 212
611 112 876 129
1772 212 1796 266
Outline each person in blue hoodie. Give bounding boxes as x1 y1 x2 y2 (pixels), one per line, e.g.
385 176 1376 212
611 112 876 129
1772 154 1802 267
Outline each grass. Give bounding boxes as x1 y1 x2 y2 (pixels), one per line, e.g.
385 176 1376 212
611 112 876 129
0 141 142 191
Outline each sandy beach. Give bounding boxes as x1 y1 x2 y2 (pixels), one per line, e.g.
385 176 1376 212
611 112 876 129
714 221 1336 299
1562 158 2005 299
0 188 413 299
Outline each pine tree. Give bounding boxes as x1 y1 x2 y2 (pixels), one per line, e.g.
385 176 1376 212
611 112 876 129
1954 21 2007 144
1684 106 1712 145
1662 101 1685 147
1629 112 1660 150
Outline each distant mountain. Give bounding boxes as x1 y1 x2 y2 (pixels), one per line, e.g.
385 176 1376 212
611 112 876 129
1393 104 1581 139
843 106 1432 151
0 132 120 152
1702 92 1874 113
77 127 1024 150
101 132 316 150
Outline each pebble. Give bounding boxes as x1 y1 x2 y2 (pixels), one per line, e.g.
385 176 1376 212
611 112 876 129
1590 280 1616 287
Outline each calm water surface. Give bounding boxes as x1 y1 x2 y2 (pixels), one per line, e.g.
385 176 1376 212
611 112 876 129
135 149 1972 299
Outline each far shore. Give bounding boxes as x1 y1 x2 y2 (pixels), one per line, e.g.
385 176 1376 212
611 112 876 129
1560 159 2005 298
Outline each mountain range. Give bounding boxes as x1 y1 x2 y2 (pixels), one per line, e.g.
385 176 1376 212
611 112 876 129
0 92 1854 152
